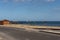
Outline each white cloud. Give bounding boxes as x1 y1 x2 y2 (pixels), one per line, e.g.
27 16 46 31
14 0 19 2
13 0 32 2
45 0 55 2
3 0 8 3
2 0 56 3
13 0 20 2
54 7 60 10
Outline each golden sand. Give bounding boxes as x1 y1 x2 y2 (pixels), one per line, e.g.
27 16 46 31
0 24 60 29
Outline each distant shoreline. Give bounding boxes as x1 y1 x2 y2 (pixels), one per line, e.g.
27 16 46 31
10 21 60 26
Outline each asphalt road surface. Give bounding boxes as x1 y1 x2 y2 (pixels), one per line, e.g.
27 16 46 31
0 27 60 40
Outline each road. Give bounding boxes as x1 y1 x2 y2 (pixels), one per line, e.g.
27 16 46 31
0 27 60 40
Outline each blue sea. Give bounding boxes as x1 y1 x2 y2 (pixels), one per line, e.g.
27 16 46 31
11 21 60 26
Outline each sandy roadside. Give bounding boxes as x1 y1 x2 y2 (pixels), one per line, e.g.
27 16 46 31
0 24 60 35
0 24 60 29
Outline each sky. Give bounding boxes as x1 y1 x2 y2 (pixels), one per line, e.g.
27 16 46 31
0 0 60 21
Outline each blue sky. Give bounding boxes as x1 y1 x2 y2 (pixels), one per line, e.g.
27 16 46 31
0 0 60 21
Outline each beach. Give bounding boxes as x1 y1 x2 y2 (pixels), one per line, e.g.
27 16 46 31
0 26 60 40
0 24 60 40
0 24 60 29
0 24 60 34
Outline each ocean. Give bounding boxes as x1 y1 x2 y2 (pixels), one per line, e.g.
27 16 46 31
11 21 60 26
